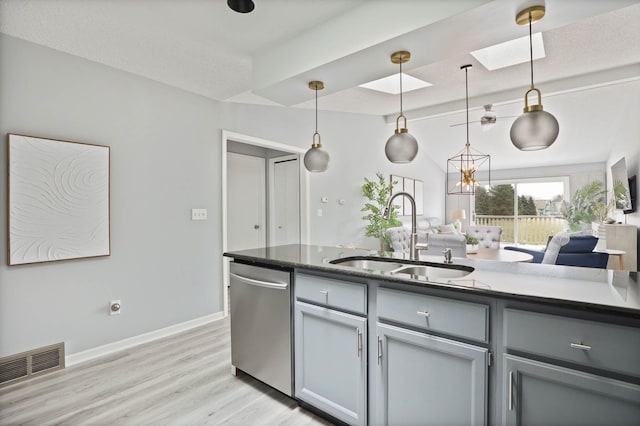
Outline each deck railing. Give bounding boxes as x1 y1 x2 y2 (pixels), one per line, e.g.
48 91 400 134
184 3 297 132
475 215 568 245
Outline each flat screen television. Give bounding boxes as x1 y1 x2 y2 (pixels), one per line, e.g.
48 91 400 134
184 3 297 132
628 175 637 214
610 157 636 214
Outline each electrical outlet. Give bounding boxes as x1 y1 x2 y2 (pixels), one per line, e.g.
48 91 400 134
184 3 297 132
191 208 208 220
110 300 121 316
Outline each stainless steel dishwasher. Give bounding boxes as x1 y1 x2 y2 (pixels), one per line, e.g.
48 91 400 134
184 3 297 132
229 261 292 396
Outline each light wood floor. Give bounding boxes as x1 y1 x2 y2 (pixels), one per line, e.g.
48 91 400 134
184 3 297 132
0 318 333 426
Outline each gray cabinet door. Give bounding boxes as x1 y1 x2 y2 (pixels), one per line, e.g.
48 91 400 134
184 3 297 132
375 323 488 426
294 301 367 426
503 354 640 426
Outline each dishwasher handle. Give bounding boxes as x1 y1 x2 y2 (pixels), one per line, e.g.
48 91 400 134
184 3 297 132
230 272 289 290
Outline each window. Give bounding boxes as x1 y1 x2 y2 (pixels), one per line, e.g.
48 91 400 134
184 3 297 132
474 177 568 247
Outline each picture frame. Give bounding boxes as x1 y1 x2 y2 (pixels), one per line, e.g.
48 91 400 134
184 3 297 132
390 174 424 216
7 134 110 265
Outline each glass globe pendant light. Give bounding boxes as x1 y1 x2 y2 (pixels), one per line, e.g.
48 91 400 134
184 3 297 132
303 81 330 173
446 65 490 196
510 5 559 151
385 51 418 163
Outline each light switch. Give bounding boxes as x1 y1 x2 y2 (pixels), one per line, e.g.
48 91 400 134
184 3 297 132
317 208 323 217
191 208 208 220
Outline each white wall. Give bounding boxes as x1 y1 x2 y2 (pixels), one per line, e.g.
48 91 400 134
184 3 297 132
0 34 223 357
0 34 446 358
221 103 446 249
605 88 640 264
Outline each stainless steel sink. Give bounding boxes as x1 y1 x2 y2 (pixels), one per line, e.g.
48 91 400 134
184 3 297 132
330 256 474 280
392 265 473 279
330 258 406 272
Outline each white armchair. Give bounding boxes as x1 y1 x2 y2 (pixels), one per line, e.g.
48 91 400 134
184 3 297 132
385 227 411 253
466 226 502 249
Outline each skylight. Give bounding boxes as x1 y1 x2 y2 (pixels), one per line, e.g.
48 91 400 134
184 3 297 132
359 73 432 94
471 33 545 71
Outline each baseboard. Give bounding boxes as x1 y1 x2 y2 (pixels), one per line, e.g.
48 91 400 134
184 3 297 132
66 312 225 367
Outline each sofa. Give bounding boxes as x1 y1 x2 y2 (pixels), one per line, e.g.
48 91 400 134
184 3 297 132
423 233 467 257
504 234 609 269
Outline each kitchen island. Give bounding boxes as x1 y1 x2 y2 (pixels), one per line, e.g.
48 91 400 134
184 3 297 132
224 244 640 426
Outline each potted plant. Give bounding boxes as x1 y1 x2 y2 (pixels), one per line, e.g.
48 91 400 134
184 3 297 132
464 233 479 254
361 172 402 251
561 181 607 231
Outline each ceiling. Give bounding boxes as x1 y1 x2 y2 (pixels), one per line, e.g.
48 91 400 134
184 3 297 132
1 0 639 169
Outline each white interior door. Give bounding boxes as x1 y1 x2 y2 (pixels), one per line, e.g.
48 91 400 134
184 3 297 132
227 152 266 251
270 155 300 246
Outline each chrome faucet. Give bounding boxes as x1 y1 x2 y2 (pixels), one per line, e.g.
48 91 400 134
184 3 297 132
384 191 419 260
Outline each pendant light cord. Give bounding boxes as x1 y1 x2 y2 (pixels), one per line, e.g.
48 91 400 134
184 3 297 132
315 86 318 133
399 59 403 115
529 12 534 89
465 66 469 145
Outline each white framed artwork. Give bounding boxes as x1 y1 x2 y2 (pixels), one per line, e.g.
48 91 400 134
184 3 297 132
7 134 110 265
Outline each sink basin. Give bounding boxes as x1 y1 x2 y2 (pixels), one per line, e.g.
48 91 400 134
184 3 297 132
330 257 406 272
330 257 474 281
392 265 473 279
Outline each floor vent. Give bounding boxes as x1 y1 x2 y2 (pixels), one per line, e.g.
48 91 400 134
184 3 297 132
0 343 65 387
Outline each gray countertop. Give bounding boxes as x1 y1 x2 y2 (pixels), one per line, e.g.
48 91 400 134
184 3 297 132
224 244 640 318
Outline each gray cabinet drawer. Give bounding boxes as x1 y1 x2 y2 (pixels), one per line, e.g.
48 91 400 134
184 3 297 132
296 273 366 314
377 287 488 343
504 308 640 378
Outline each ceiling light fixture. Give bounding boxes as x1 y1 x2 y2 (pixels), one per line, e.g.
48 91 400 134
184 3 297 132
303 81 329 173
510 5 559 151
447 65 490 195
385 51 418 163
227 0 254 13
481 104 497 132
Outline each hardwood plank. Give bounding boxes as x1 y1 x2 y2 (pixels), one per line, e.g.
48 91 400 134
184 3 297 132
0 318 333 425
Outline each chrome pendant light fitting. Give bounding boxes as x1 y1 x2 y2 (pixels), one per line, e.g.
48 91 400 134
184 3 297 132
510 5 559 151
447 64 490 196
385 51 418 163
303 81 330 173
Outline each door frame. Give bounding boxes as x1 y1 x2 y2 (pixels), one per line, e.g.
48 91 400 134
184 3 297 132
222 130 309 317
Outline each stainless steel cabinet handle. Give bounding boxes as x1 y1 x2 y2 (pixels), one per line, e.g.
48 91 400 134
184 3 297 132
377 336 382 365
570 342 592 351
417 310 430 317
357 328 362 357
508 371 514 411
229 273 288 290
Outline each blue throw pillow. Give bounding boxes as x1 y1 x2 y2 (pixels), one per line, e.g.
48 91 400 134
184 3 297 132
559 235 598 253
